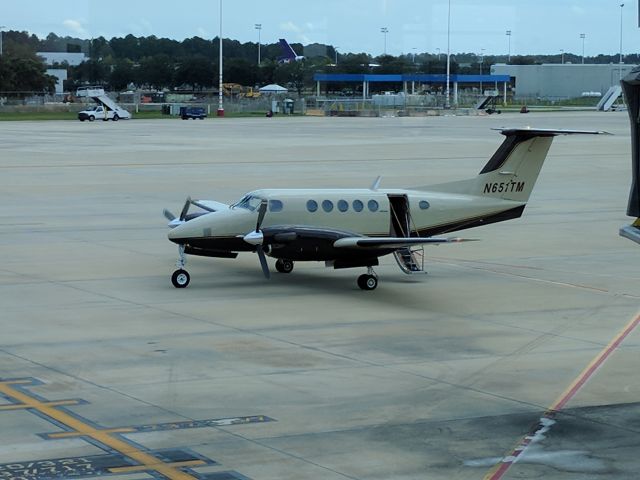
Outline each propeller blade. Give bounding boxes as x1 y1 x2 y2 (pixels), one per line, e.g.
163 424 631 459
163 209 176 221
191 200 216 212
179 196 191 221
255 199 268 232
256 245 270 279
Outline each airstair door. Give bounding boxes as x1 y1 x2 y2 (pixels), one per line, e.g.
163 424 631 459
388 194 410 237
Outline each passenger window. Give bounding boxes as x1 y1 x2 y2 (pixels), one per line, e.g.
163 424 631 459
337 199 348 212
419 200 430 210
368 199 379 212
322 200 334 212
307 199 318 212
353 199 364 212
269 199 283 212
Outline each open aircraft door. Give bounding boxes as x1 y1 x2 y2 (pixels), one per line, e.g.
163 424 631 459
620 68 640 243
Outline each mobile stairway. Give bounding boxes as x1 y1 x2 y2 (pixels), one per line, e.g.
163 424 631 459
596 85 623 111
76 87 131 120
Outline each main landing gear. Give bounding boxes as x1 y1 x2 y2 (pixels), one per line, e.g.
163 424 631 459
275 258 294 273
171 245 191 288
357 267 378 291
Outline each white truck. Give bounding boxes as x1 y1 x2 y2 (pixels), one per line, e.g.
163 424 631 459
76 87 132 121
77 104 131 121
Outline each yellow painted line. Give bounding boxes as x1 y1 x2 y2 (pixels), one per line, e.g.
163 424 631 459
0 381 200 480
109 460 206 473
0 400 80 410
484 310 640 480
47 427 135 438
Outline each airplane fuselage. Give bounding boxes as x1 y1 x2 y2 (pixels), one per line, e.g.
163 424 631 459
168 187 524 262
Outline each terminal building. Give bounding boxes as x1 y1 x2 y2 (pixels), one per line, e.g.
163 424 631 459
491 63 637 100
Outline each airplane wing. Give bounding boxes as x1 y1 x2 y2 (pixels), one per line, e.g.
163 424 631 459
333 236 475 250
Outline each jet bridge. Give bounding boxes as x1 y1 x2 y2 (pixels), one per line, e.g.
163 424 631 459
619 69 640 244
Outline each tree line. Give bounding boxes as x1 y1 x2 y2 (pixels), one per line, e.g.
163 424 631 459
1 30 638 95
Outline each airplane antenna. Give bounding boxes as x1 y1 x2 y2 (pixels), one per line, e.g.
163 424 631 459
371 176 382 191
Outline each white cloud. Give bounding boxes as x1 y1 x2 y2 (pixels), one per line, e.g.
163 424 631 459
63 19 88 36
279 21 311 44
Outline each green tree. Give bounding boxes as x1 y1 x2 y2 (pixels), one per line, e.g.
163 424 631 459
0 53 55 93
136 55 174 89
175 56 215 90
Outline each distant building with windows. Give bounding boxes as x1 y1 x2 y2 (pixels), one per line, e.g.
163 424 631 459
491 63 637 100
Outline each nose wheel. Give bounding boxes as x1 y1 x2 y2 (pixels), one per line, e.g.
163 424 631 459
171 269 190 288
357 267 378 290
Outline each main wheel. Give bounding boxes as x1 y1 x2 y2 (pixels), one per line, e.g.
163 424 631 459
275 259 294 273
113 114 119 121
89 115 95 122
357 274 378 291
171 269 190 288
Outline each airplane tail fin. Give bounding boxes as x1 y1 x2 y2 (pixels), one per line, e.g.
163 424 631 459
278 38 297 62
427 128 608 202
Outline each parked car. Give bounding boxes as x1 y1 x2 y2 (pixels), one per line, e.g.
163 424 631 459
180 106 207 120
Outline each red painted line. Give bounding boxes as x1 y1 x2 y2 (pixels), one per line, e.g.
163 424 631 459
484 311 640 480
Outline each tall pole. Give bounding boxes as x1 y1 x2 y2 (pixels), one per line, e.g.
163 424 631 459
580 33 585 64
445 0 451 108
217 0 224 116
381 27 388 55
255 24 261 65
479 48 484 94
436 47 441 60
560 49 564 64
506 30 511 62
335 46 339 65
620 3 624 81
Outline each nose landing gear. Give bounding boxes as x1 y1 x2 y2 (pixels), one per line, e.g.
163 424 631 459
171 245 191 288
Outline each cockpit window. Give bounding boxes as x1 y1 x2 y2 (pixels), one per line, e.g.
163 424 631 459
231 194 263 211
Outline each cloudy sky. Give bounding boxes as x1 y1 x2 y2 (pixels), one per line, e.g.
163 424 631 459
4 0 640 57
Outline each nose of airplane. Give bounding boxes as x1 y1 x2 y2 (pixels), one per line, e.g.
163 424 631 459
168 223 189 244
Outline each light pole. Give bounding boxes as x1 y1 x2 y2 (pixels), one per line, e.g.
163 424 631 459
506 30 511 62
445 0 451 108
255 23 261 65
580 33 586 64
334 46 339 65
479 48 485 94
0 26 6 57
436 47 441 60
217 0 224 117
381 27 388 55
412 47 417 64
560 48 564 64
620 3 624 81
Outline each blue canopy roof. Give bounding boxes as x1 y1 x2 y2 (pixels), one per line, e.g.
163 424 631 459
313 73 510 83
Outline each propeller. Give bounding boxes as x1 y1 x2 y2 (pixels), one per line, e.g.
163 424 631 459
242 200 270 279
164 197 216 228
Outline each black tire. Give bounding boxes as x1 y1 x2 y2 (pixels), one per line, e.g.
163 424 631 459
357 274 378 291
171 269 190 288
275 259 294 273
89 115 95 122
113 114 119 121
80 118 85 122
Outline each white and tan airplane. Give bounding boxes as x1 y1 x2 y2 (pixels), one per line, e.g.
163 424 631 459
164 128 605 290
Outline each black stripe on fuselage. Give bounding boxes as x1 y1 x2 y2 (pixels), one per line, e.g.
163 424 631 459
416 205 526 236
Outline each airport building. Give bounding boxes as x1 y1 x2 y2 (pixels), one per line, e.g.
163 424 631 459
491 63 638 100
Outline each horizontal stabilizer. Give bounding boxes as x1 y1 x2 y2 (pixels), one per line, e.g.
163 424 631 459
493 128 611 137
